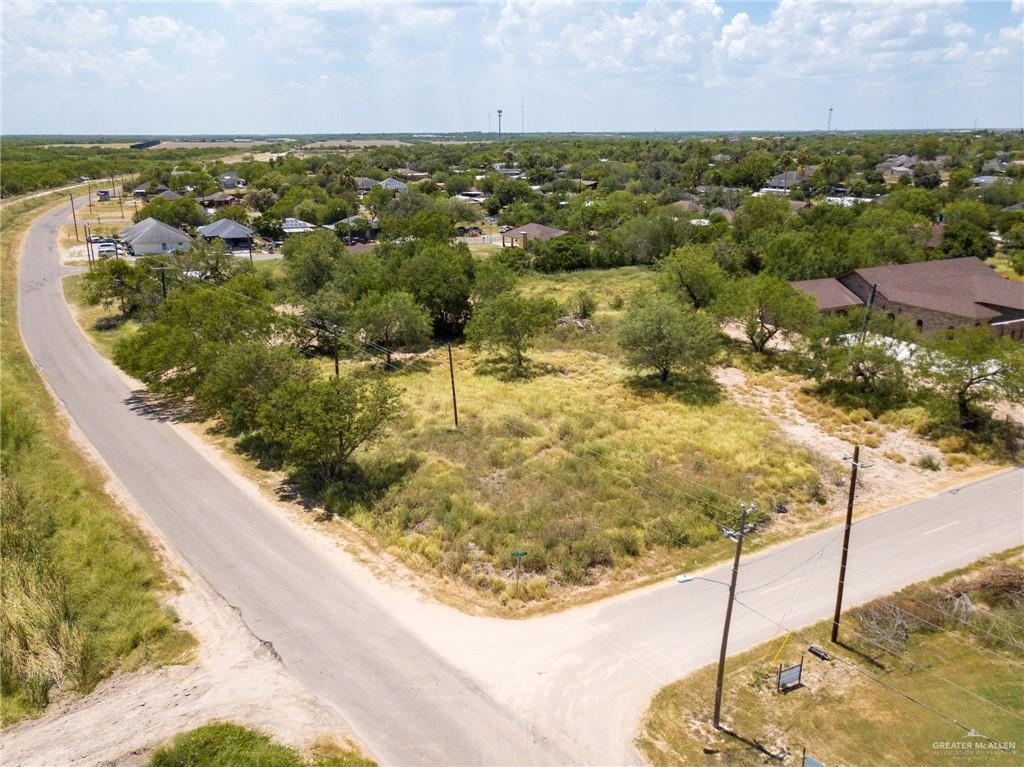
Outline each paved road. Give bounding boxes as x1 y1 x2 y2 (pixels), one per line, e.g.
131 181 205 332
18 200 1024 765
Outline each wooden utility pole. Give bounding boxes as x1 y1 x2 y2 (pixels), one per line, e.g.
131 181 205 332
84 223 94 268
69 192 80 241
713 503 752 730
447 342 459 428
831 445 861 643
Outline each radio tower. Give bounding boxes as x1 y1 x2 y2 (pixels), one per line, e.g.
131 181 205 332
497 109 503 140
827 106 833 133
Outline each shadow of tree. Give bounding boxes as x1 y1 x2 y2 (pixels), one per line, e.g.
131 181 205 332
472 355 560 382
624 371 722 406
124 391 203 423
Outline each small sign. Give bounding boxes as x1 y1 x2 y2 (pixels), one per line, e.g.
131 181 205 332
512 550 527 558
778 656 804 692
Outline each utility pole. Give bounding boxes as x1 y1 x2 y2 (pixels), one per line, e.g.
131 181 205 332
713 503 752 730
831 445 863 643
447 342 459 428
84 223 94 268
858 284 878 344
69 192 81 242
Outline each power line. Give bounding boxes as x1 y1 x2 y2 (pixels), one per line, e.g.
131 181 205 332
732 597 1016 751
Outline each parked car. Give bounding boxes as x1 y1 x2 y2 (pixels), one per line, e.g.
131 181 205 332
87 234 101 243
96 243 117 258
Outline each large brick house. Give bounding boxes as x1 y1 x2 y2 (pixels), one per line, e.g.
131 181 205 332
792 257 1024 340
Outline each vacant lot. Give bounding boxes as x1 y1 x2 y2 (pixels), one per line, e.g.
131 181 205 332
639 551 1024 766
63 262 1014 611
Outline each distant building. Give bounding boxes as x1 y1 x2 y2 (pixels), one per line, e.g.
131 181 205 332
220 171 246 190
500 223 568 248
379 177 408 193
765 169 811 191
354 177 379 194
197 191 238 208
132 183 168 199
971 176 1000 187
792 257 1024 338
120 218 191 255
154 189 183 201
281 217 317 236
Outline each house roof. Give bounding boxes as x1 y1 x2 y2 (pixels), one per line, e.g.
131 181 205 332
1002 202 1024 213
120 217 191 246
508 223 569 241
155 190 182 201
197 218 254 239
198 191 237 203
379 177 408 192
845 257 1024 320
790 278 863 312
672 200 704 212
355 177 379 190
282 217 316 233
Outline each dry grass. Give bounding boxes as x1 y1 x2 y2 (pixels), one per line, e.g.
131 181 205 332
639 552 1024 767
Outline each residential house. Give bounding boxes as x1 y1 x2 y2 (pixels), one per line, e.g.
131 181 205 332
379 177 408 193
792 257 1024 339
282 217 317 236
355 177 380 194
500 222 568 248
220 171 246 190
972 176 1000 187
763 169 811 192
982 159 1008 174
120 217 191 255
154 189 183 202
132 183 169 199
672 200 704 213
709 207 735 222
197 218 254 250
197 191 238 208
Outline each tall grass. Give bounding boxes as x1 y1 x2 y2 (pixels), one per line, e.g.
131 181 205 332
1 193 192 723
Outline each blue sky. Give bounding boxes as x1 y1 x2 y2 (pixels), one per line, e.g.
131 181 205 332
2 1 1021 134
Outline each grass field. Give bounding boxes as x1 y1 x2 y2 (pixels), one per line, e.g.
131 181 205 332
639 552 1024 766
147 723 374 767
1 193 193 723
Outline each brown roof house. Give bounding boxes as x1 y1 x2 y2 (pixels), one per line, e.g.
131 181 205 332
792 257 1024 339
501 223 568 248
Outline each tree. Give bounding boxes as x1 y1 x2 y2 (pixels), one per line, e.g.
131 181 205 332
134 197 205 229
351 291 432 364
940 223 996 261
530 234 590 272
214 204 250 224
472 258 517 302
805 309 916 404
943 201 990 230
715 275 819 353
258 374 401 485
113 275 282 398
283 230 342 297
396 242 475 335
81 258 160 318
196 341 311 434
617 294 720 382
245 188 278 212
465 292 558 371
920 327 1024 429
657 245 725 308
732 194 790 242
915 135 941 161
912 163 940 189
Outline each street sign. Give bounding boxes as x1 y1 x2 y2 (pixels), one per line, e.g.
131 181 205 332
512 550 527 558
778 656 804 692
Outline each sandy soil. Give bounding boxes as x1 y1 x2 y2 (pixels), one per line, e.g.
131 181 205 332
713 366 1007 520
0 577 355 767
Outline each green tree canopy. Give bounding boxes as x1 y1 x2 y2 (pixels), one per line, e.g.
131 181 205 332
465 291 559 371
656 245 725 309
715 274 819 353
351 291 432 364
617 294 720 382
920 327 1024 428
258 374 402 485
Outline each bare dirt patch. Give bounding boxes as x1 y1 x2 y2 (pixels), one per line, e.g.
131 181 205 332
713 366 1007 522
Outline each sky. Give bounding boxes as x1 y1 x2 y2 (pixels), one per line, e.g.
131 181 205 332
2 0 1022 135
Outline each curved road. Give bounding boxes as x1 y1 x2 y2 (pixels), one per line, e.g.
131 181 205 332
18 201 1024 765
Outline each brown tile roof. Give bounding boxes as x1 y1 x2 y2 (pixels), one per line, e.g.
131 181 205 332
790 278 863 311
845 257 1024 320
